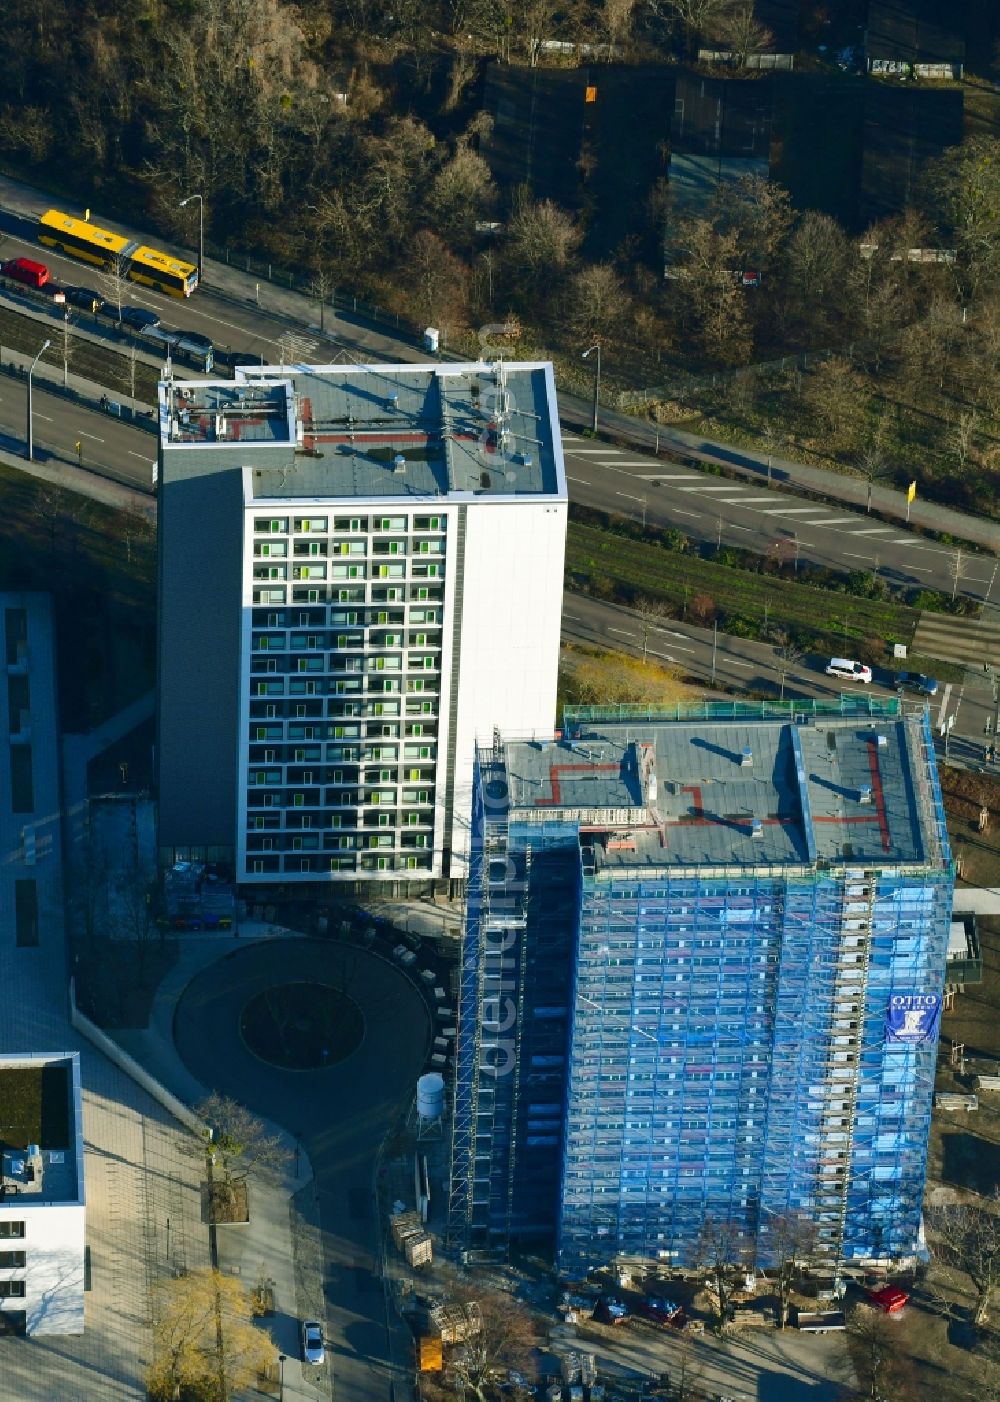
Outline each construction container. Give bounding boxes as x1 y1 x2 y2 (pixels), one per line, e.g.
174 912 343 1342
429 1302 481 1344
404 1231 433 1267
417 1335 444 1371
391 1211 422 1247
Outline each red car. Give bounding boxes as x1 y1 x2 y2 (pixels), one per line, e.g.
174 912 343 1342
2 256 50 289
635 1295 686 1328
867 1286 909 1314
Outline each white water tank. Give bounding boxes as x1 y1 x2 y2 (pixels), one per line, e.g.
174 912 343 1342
417 1072 445 1121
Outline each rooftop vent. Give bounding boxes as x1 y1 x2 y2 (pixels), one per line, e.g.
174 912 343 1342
393 454 406 474
387 392 399 410
859 785 873 805
751 818 763 838
741 746 753 768
876 734 888 748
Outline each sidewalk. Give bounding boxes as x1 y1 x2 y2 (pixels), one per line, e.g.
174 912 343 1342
113 929 325 1402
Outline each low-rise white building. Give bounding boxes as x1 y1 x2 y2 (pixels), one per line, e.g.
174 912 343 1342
0 1052 86 1335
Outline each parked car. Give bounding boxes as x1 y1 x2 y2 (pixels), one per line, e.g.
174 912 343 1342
895 671 938 696
592 1297 630 1326
301 1320 325 1365
63 285 104 313
826 657 873 684
634 1295 686 1328
175 328 213 351
1 256 49 288
119 305 160 331
867 1285 909 1315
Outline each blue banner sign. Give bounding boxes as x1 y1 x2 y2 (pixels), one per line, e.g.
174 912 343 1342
885 992 941 1043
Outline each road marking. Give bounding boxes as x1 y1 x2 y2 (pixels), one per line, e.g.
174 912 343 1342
615 491 644 502
938 684 952 728
799 516 849 525
33 412 53 422
714 496 757 503
843 552 873 560
608 627 634 636
567 475 588 484
677 483 738 492
128 450 152 460
729 524 752 531
908 564 932 573
847 526 895 535
727 659 753 668
734 496 781 503
593 459 658 467
564 447 618 455
659 641 695 652
673 510 702 518
755 506 822 515
77 430 105 442
563 614 580 621
644 473 697 481
648 650 676 663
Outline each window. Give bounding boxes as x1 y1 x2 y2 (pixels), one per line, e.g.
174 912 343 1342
0 1281 25 1298
15 879 38 948
0 1222 24 1239
0 1251 25 1268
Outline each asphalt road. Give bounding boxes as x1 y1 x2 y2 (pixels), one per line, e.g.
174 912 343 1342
563 589 1000 764
174 939 431 1402
560 428 999 606
0 194 995 604
0 372 157 487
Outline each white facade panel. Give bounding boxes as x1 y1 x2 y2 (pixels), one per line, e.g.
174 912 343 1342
449 499 566 876
0 1201 86 1334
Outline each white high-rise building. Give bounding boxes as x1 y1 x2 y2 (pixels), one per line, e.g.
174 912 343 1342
156 360 567 888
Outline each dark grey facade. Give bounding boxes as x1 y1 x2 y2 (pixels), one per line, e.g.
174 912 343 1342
157 450 262 856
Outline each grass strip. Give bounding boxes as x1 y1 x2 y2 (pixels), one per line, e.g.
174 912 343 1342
567 519 920 650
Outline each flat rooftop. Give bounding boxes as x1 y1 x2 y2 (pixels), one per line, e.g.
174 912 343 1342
160 362 564 501
0 1055 81 1205
498 711 946 872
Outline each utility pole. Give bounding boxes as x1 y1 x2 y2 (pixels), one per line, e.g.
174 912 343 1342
582 343 601 433
178 192 204 288
26 338 51 462
952 546 964 602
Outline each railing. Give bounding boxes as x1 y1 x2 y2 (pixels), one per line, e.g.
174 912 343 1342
564 696 902 726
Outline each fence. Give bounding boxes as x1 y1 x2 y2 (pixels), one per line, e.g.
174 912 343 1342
69 976 205 1137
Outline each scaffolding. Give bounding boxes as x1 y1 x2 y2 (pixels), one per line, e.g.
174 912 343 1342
451 712 954 1275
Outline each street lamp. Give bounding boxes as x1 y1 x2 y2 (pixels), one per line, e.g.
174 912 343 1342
178 192 204 289
26 338 51 462
582 343 601 433
278 1352 286 1401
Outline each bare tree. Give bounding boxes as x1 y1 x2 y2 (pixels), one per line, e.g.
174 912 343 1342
97 250 131 322
697 1216 748 1326
197 1093 290 1206
706 1 773 65
846 1303 920 1400
449 1289 539 1398
567 263 629 344
928 1189 1000 1325
306 265 336 334
951 407 980 473
404 229 470 342
759 1210 817 1326
634 595 669 661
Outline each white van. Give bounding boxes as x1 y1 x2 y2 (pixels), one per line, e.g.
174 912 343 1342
826 658 872 683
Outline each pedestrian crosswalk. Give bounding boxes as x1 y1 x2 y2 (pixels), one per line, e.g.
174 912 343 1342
912 611 1000 667
559 435 930 541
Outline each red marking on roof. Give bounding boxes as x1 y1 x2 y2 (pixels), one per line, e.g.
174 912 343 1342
865 736 892 852
534 762 621 807
301 396 314 453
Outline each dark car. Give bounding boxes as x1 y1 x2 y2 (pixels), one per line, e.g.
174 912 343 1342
63 285 103 313
895 671 939 697
634 1295 685 1328
175 329 213 351
592 1297 630 1326
215 348 264 369
119 306 161 331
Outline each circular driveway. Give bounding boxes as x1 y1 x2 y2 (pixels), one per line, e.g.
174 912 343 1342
175 937 431 1402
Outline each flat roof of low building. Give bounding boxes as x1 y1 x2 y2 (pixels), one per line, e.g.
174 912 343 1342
160 362 565 502
495 709 947 872
0 1053 83 1207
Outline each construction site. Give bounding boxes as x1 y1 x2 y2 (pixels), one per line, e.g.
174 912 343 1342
447 699 954 1277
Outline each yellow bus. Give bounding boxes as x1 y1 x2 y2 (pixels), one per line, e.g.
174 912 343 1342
38 209 198 297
